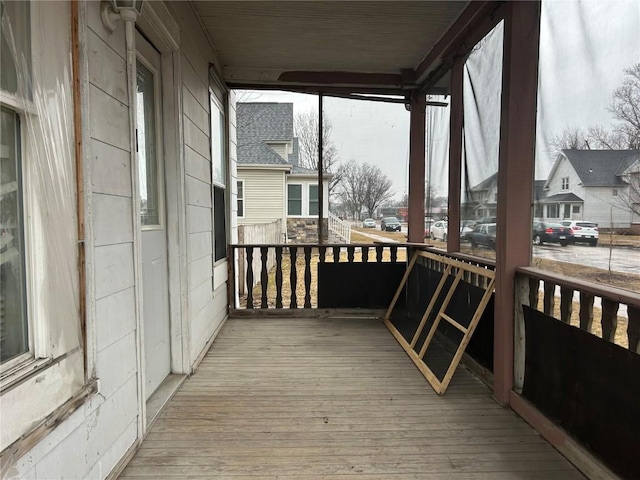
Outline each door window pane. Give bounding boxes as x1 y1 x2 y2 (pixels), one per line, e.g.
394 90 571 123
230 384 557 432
288 184 302 215
309 184 318 216
136 60 160 226
0 106 28 363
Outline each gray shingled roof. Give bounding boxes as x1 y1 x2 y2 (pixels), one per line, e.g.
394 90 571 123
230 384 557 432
562 149 640 186
237 102 293 165
539 192 584 203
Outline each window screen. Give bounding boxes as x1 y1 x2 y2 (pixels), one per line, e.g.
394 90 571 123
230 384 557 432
214 186 226 261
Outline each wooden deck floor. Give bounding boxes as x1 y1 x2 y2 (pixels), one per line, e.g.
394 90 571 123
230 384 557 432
120 317 585 479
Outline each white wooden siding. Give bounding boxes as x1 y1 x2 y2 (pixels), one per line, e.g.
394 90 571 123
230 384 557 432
583 186 634 227
9 1 233 477
237 169 286 226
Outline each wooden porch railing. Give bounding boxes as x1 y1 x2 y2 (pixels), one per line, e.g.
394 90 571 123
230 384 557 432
514 267 640 390
229 243 408 309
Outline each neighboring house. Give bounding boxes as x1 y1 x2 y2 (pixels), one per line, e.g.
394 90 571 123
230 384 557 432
464 172 498 220
236 103 332 243
540 149 640 229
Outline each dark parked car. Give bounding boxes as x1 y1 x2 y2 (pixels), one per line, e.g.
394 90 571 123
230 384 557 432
532 221 574 246
470 223 496 250
381 216 401 232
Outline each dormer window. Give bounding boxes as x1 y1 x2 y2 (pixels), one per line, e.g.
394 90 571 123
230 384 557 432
561 177 569 190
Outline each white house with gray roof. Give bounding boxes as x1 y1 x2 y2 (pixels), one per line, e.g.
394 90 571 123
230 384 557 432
540 149 640 230
236 103 332 242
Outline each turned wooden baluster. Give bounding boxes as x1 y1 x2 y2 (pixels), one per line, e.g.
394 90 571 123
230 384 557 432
528 278 539 309
601 298 619 342
375 246 383 262
333 246 340 263
275 247 283 309
362 246 369 263
390 246 398 262
627 306 640 353
303 246 312 308
579 292 594 332
347 246 355 263
246 246 254 309
289 247 298 309
260 247 269 308
543 281 555 316
559 287 573 324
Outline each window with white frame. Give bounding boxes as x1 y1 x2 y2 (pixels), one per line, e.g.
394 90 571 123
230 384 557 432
1 0 31 368
572 205 581 214
561 177 569 190
237 180 244 218
309 184 318 216
211 90 227 263
288 184 302 216
1 0 86 451
612 188 618 197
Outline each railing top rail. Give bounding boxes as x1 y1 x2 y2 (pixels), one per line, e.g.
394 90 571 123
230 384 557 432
517 265 640 308
424 246 496 270
229 243 416 249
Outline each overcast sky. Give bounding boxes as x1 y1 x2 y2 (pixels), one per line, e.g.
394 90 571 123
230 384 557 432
237 0 640 200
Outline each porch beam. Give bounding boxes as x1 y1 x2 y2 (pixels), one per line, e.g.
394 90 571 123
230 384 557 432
494 1 541 405
416 1 505 92
407 92 426 243
447 59 464 253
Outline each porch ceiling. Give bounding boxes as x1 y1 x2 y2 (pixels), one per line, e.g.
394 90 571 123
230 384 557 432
191 1 471 94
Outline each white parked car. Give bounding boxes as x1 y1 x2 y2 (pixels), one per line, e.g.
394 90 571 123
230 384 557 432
560 220 599 246
430 220 448 241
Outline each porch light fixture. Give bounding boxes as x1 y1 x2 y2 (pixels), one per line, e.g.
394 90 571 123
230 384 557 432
101 0 144 32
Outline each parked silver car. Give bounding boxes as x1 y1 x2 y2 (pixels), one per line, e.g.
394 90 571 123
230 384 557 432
560 220 599 246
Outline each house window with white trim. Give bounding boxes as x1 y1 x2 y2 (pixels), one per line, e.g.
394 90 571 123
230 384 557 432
309 184 318 216
237 180 244 218
1 0 87 452
612 188 618 197
288 184 302 216
561 177 569 190
211 91 227 263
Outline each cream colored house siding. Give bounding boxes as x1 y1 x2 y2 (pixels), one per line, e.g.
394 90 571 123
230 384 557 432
267 142 288 160
238 168 287 230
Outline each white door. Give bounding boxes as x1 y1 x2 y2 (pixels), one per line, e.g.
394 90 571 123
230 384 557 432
136 32 171 399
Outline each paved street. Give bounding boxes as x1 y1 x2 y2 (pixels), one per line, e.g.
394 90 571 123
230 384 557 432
533 243 640 275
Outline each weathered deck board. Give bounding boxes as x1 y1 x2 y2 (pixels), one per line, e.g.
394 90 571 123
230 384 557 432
120 318 584 479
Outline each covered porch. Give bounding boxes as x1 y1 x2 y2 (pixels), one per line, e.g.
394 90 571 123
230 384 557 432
121 316 583 479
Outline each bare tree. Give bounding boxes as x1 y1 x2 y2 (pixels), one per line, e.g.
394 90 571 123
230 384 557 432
295 109 339 174
609 63 640 149
336 161 367 219
336 160 394 218
550 62 640 154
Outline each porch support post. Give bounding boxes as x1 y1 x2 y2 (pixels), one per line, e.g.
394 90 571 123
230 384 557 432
447 59 464 252
318 94 324 244
407 92 426 243
494 1 541 405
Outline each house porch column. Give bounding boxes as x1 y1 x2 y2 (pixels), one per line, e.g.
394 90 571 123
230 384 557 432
494 1 541 405
407 92 426 243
